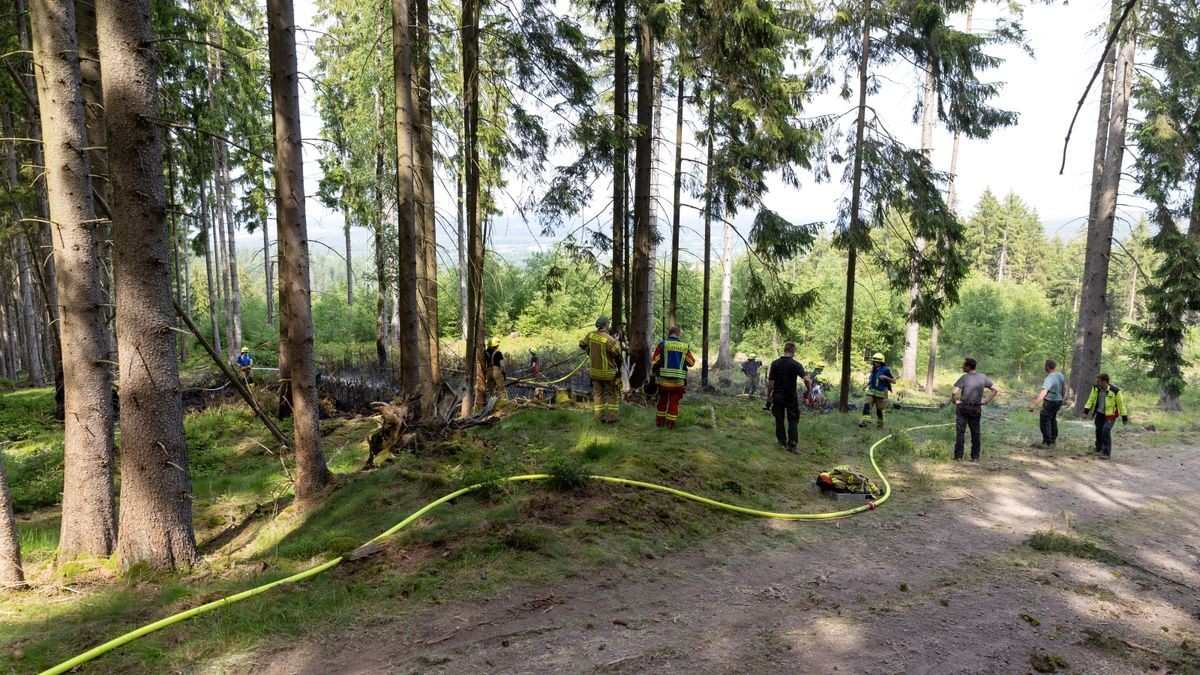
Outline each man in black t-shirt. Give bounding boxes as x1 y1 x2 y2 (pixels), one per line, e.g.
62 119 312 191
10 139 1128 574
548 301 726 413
765 342 811 452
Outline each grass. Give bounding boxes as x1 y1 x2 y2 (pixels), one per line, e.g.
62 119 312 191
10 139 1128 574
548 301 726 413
1024 531 1127 566
1 381 1198 673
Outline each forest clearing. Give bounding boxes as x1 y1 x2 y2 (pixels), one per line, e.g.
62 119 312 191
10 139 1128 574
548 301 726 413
2 0 1200 672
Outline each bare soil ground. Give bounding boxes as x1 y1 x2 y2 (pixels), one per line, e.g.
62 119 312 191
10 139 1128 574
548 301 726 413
229 436 1200 674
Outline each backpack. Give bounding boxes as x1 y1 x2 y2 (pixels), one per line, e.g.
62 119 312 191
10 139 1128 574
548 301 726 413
817 466 881 496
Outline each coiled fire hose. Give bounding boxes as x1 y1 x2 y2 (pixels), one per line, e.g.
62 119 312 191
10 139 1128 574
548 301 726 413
40 421 953 674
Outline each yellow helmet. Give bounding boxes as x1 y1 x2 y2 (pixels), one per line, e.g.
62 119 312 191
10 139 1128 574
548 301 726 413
871 352 885 362
748 353 757 360
487 337 501 348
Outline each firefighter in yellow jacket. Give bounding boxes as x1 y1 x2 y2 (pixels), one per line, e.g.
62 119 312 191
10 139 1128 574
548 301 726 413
580 316 622 422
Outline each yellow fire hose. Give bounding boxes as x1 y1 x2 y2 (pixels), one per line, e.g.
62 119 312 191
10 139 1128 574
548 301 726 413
506 357 589 387
40 421 952 675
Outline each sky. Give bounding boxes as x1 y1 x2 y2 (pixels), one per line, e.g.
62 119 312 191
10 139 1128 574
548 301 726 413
247 0 1141 264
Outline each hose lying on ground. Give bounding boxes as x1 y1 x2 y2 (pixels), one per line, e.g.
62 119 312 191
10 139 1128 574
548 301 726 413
40 421 953 675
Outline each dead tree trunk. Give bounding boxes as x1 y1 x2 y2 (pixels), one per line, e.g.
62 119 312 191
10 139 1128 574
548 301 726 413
30 0 116 558
99 0 200 568
700 92 714 388
268 0 331 499
200 180 223 355
1070 6 1136 415
612 0 627 334
220 143 243 352
902 63 936 384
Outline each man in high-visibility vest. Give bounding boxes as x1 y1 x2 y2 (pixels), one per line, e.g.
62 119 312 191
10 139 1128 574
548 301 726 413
651 326 696 428
580 316 622 422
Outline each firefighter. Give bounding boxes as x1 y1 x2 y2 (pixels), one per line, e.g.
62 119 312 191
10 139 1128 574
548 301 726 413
858 352 895 429
235 347 254 386
580 316 622 422
484 337 507 402
1083 373 1129 460
651 326 696 428
741 353 762 396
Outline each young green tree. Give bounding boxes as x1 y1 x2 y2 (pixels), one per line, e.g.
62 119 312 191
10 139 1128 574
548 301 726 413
1130 0 1200 411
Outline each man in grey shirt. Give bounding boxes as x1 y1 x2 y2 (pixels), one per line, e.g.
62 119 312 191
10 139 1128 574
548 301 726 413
951 357 997 461
1028 359 1066 447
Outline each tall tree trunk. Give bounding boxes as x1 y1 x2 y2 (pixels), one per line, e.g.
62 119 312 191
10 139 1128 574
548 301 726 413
30 0 116 558
268 0 330 498
374 144 388 366
75 0 116 378
394 0 421 391
1126 262 1137 323
700 92 714 388
20 0 65 419
1070 5 1135 415
4 107 45 386
628 6 654 388
611 0 627 333
462 0 484 413
717 217 733 369
902 63 936 384
99 0 199 568
213 170 235 357
838 0 872 413
220 143 243 352
415 0 439 384
0 257 17 385
668 63 684 329
457 151 467 338
200 180 223 355
344 205 353 306
263 198 274 326
165 132 187 360
0 451 23 589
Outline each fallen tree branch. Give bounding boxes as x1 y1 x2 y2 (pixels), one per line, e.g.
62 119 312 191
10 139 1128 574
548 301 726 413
172 299 292 451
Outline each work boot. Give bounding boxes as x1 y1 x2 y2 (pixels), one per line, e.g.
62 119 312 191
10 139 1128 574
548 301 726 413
875 422 884 429
857 419 869 428
786 443 799 454
1099 453 1111 460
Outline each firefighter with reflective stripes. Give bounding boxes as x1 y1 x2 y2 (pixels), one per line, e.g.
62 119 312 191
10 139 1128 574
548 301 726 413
580 316 622 422
651 326 696 428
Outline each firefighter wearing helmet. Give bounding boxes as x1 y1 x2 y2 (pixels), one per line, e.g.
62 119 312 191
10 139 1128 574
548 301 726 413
485 337 507 402
579 316 622 422
859 352 895 428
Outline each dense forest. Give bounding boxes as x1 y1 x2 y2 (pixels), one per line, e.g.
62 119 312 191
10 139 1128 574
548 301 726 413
1 0 1200 669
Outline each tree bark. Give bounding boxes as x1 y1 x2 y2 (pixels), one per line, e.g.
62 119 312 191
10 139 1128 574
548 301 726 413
344 204 353 306
611 0 627 334
461 0 484 413
99 0 199 568
1070 5 1135 415
838 0 872 413
268 0 330 499
0 451 23 589
457 150 467 338
394 0 421 391
628 6 654 388
30 0 116 558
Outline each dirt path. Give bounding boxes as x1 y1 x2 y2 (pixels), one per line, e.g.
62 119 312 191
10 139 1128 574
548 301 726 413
237 440 1200 674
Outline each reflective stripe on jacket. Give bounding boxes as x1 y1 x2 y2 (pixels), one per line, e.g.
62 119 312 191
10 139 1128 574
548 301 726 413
1085 385 1127 419
652 337 696 386
580 330 620 380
